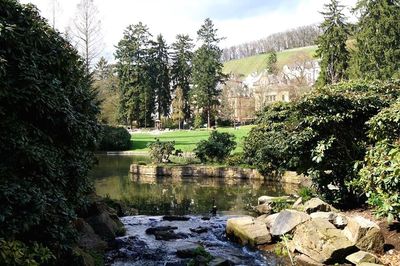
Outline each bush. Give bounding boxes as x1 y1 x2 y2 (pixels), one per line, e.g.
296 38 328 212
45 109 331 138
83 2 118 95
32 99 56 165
0 1 99 262
244 80 400 205
354 100 400 222
194 131 236 163
98 125 131 151
148 139 177 163
225 153 244 166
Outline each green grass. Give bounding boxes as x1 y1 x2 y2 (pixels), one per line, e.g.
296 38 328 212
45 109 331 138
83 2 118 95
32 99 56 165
223 45 317 77
131 126 253 153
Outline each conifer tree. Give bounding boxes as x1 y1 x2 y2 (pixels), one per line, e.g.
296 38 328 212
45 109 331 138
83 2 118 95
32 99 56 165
266 50 278 75
316 0 350 86
353 0 400 80
192 18 225 128
171 34 194 123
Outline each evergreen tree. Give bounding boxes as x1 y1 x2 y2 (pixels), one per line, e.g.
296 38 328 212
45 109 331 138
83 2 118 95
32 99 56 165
150 34 171 120
171 34 194 123
95 56 110 80
353 0 400 79
171 86 185 129
266 50 278 75
316 0 350 86
192 18 225 128
115 22 155 127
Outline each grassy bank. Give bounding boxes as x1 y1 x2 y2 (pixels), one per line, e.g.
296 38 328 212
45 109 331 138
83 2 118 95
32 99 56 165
131 126 253 153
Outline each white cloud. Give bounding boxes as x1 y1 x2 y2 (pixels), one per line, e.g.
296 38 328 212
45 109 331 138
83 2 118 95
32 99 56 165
20 0 358 61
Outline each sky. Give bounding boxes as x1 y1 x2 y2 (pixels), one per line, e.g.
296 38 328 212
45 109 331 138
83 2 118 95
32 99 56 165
20 0 358 61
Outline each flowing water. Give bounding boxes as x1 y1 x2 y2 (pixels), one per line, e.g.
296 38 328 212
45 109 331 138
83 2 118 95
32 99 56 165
91 155 298 265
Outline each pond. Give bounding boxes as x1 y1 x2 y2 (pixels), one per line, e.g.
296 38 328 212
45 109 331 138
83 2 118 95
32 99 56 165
91 155 299 216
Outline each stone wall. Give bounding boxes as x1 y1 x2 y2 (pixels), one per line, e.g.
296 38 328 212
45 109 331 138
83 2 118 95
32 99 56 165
130 164 309 185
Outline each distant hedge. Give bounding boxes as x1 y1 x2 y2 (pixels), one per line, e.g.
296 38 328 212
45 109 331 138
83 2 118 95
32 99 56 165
98 125 131 151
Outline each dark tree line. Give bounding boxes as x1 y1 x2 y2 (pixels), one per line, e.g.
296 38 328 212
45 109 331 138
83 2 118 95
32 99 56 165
222 24 322 61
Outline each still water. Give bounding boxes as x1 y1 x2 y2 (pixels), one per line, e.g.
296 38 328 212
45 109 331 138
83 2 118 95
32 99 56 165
91 155 299 216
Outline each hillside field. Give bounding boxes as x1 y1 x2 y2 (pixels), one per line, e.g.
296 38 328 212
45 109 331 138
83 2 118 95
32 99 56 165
223 45 317 77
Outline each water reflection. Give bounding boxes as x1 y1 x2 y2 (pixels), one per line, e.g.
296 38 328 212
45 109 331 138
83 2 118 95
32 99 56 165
91 155 299 216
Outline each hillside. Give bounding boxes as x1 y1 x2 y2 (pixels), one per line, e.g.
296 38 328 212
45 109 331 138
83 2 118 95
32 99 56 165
223 45 318 77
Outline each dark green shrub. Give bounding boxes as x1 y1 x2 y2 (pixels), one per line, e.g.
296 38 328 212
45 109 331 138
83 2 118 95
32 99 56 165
194 131 236 163
0 1 99 262
98 125 131 151
148 139 176 163
354 100 400 222
244 80 400 205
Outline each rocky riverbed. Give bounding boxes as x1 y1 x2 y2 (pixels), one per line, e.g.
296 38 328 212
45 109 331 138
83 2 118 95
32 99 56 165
106 215 288 265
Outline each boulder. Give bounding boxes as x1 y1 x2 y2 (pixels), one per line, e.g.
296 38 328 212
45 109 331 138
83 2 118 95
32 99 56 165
176 243 204 258
255 203 272 215
343 216 384 253
310 211 336 221
226 216 271 246
86 212 122 241
292 218 357 264
292 197 303 209
270 210 310 236
332 213 348 229
295 254 324 266
145 226 178 234
209 257 235 266
346 251 381 264
189 226 208 234
163 215 190 221
303 198 337 214
257 213 280 229
75 219 108 251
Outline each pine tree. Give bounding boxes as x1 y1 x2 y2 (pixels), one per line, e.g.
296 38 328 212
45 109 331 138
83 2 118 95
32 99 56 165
353 0 400 80
171 34 194 123
266 50 278 75
192 18 225 128
115 22 155 127
171 86 185 129
150 34 171 120
95 56 110 80
316 0 350 86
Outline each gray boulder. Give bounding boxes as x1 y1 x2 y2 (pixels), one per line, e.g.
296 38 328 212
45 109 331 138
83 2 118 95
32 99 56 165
226 216 271 246
303 198 337 214
292 218 357 264
343 216 384 253
309 212 348 229
270 210 310 236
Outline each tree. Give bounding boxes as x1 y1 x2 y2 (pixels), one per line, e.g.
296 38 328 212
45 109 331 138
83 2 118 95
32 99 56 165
316 0 350 86
115 22 155 128
70 0 103 74
95 56 111 80
151 34 171 120
171 86 185 129
266 50 278 74
0 1 100 262
192 18 225 128
171 34 194 123
194 131 236 163
352 0 400 80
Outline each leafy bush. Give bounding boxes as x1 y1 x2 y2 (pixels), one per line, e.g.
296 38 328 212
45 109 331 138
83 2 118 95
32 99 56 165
148 139 177 163
225 153 244 166
98 125 131 151
244 80 400 205
355 100 400 222
298 186 316 202
0 1 99 262
194 131 236 163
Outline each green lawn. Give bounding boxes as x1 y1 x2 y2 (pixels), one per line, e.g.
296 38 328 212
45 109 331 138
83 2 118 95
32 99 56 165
223 45 317 77
131 126 253 153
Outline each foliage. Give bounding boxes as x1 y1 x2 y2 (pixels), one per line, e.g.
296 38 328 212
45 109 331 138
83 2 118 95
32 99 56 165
316 0 350 86
298 186 316 202
0 0 99 261
266 50 278 75
225 153 244 166
191 18 225 128
193 114 204 129
352 0 400 80
98 125 131 151
354 100 400 222
148 139 177 163
171 86 185 129
244 80 400 205
194 131 236 163
270 199 291 213
0 239 55 266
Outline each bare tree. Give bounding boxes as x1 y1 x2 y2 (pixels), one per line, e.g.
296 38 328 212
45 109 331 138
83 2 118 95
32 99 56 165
69 0 103 74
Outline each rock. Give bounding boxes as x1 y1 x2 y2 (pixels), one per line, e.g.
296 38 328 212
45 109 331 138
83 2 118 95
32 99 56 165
332 213 348 229
343 216 384 253
262 213 279 229
295 254 324 266
255 203 272 215
226 216 271 246
154 230 187 241
358 263 384 266
72 247 95 266
189 226 208 234
209 257 235 266
292 218 357 264
176 243 204 258
346 251 381 264
258 195 290 205
75 219 108 251
310 211 336 221
303 198 337 214
163 215 191 221
145 226 178 234
201 216 211 220
86 212 122 241
292 197 303 209
270 210 310 236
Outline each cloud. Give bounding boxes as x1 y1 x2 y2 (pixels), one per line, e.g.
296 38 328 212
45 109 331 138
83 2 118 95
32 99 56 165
20 0 358 61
